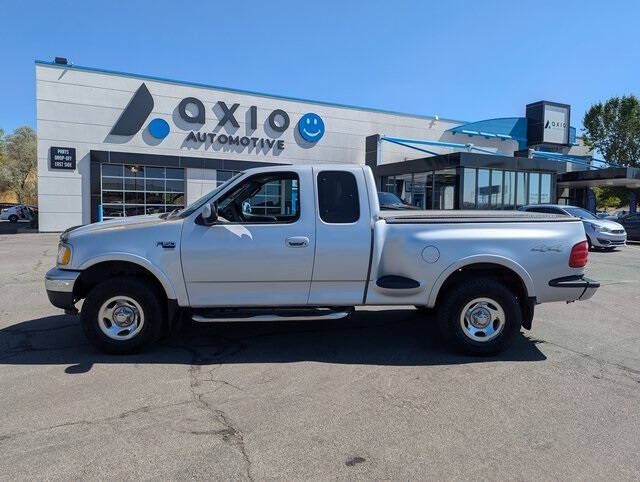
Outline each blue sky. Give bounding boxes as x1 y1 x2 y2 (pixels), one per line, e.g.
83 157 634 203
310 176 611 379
1 0 638 134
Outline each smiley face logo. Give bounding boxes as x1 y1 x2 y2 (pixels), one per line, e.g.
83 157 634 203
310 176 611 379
298 113 325 143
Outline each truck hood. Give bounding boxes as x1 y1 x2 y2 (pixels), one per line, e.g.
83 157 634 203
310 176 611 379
63 214 173 240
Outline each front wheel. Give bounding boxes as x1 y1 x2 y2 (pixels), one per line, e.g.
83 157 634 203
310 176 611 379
80 278 164 354
437 279 522 356
8 214 18 223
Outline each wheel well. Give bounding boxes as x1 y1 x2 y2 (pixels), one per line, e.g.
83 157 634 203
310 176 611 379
435 263 528 307
74 261 167 302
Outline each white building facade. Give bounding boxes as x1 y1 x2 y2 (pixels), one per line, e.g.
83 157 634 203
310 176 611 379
36 60 589 231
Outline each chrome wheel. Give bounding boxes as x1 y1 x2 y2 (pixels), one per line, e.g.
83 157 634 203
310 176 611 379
459 297 505 342
97 296 144 341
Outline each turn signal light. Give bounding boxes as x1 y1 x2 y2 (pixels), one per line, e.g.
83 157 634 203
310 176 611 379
569 240 589 268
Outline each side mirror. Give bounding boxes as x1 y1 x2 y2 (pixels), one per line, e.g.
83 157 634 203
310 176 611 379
200 201 218 226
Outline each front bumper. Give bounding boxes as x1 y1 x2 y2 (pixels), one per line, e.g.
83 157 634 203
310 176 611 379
45 267 80 311
592 231 626 247
549 275 600 301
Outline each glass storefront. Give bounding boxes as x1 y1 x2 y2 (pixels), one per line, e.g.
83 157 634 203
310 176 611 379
461 168 552 209
101 164 186 219
381 169 459 210
384 167 554 211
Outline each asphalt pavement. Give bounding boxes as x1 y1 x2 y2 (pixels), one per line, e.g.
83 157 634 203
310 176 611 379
0 233 638 480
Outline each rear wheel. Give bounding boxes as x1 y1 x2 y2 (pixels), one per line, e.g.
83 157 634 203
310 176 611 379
80 278 164 354
437 279 522 356
8 214 18 223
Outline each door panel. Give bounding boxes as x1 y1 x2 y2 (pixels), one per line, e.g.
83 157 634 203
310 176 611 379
181 169 315 307
308 167 372 305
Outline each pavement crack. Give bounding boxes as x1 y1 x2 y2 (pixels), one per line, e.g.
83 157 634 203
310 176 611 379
532 336 640 383
184 343 253 481
0 399 193 443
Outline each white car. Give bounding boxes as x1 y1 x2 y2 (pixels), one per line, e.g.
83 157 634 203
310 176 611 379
0 204 33 223
521 204 627 250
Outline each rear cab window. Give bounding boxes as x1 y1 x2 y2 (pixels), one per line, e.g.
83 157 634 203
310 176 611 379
317 171 360 223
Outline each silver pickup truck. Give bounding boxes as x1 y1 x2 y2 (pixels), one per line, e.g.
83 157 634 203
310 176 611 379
45 164 599 355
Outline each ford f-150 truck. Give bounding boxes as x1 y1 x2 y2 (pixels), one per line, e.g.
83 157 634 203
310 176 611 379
45 164 599 355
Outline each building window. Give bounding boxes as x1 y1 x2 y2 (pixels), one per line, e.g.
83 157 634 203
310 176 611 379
528 172 540 204
433 169 457 210
463 168 476 208
101 164 186 219
491 170 503 208
516 172 527 207
395 173 413 205
412 173 427 208
540 173 552 203
477 169 491 209
503 171 516 209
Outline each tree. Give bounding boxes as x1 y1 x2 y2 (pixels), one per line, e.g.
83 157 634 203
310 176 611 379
0 126 37 204
583 95 640 168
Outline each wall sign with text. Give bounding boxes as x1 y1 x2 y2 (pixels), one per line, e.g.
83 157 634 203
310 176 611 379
50 147 76 170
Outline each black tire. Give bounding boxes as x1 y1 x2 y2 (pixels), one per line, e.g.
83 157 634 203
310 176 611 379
437 278 522 356
587 236 594 251
80 277 165 354
8 214 18 223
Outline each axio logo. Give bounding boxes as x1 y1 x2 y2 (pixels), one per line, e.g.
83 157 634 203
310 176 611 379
109 83 169 140
298 113 325 142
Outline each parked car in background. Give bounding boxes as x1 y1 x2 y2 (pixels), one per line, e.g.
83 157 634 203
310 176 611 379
605 210 629 221
377 192 421 210
0 204 34 223
520 204 626 250
616 213 640 241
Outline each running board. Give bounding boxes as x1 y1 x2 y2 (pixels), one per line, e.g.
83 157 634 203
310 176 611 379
192 309 352 323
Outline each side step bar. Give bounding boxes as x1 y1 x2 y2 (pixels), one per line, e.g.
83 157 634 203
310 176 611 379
192 308 352 323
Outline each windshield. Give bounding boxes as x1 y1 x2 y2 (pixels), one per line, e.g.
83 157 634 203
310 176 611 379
172 172 243 218
564 207 597 220
378 192 404 205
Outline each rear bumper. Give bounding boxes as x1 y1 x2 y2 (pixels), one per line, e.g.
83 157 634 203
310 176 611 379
548 275 600 301
45 267 80 310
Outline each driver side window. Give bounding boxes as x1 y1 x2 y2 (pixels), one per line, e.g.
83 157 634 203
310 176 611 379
217 172 300 224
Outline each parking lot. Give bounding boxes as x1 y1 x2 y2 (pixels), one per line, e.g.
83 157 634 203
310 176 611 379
0 233 639 480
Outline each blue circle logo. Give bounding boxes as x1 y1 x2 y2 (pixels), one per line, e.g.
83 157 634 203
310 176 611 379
298 113 324 143
148 118 170 139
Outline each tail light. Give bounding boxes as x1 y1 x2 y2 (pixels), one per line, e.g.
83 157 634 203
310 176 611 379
569 240 589 268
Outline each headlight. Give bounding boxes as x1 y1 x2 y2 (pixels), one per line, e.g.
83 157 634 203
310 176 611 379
57 243 72 266
595 225 611 233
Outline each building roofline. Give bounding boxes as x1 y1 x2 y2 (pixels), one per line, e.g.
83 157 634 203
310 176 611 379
35 60 466 124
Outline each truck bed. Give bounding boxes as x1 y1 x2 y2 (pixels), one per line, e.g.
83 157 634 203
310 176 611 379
379 210 580 224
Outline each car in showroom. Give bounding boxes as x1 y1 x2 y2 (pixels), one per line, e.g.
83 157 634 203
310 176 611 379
520 204 626 250
615 212 640 241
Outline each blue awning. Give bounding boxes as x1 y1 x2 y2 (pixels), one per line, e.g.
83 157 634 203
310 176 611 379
448 117 528 149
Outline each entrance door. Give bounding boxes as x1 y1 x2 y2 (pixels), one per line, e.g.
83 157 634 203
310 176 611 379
181 169 315 307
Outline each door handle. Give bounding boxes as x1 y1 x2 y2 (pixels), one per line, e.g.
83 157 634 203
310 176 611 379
286 236 309 248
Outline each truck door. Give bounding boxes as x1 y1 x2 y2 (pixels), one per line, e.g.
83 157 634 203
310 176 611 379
308 167 372 305
181 168 315 307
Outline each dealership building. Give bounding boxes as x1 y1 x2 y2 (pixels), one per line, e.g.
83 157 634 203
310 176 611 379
36 58 639 232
